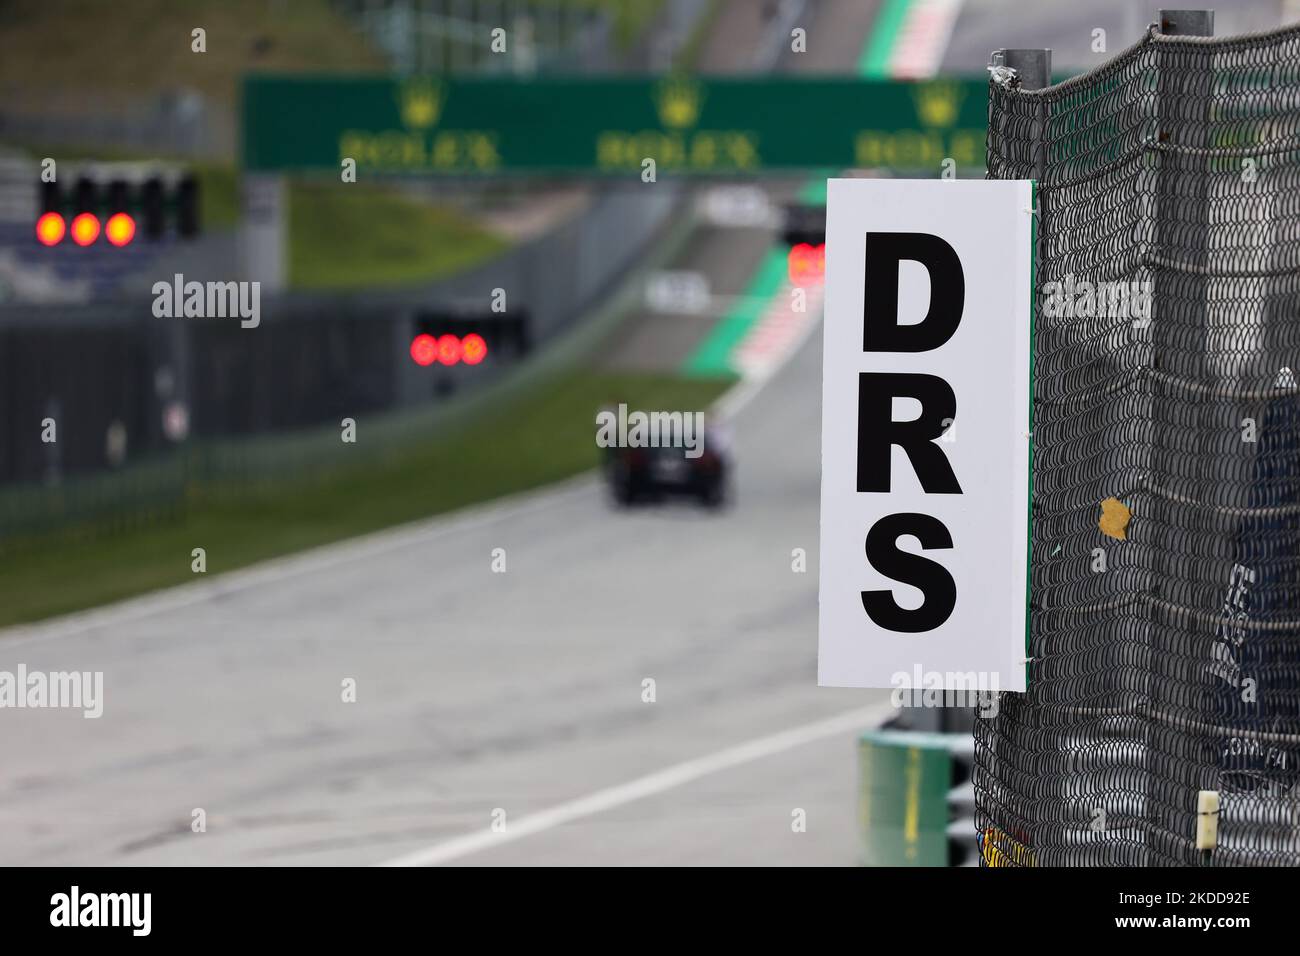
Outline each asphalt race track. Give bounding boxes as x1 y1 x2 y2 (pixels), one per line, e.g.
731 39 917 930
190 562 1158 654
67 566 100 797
0 0 897 869
0 321 894 866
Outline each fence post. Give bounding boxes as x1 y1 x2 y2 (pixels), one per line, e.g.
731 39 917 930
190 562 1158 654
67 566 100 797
985 45 1051 863
1149 7 1214 866
992 49 1052 91
1158 8 1214 36
990 49 1051 183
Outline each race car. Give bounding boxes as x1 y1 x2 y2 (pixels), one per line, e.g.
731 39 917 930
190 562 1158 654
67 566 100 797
602 427 731 508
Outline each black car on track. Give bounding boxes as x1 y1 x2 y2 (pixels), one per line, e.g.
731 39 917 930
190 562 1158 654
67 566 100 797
602 427 731 508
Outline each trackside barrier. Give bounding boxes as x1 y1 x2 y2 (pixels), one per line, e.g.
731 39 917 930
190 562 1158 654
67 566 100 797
858 729 977 867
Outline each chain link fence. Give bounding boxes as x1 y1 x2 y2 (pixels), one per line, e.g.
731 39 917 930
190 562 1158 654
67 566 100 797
978 21 1300 866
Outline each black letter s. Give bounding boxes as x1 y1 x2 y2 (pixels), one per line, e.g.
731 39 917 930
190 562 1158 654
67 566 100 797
862 513 956 633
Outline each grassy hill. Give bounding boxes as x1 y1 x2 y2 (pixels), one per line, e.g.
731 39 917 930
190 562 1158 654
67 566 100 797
0 0 387 115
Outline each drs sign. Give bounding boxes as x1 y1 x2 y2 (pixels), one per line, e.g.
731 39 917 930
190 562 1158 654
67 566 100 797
818 180 1035 692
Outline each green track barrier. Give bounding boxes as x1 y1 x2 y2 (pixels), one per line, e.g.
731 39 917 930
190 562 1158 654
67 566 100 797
858 729 954 866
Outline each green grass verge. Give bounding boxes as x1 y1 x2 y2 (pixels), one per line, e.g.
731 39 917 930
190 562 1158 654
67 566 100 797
0 0 386 116
195 161 240 229
608 0 668 51
288 181 509 291
0 370 734 628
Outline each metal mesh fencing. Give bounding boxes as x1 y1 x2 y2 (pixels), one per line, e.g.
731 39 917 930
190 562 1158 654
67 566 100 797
977 23 1300 866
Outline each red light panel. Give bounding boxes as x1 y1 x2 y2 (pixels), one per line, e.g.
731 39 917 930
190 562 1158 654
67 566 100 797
410 333 438 366
436 334 462 366
36 212 66 246
461 333 488 365
105 212 136 247
787 242 825 286
70 213 101 246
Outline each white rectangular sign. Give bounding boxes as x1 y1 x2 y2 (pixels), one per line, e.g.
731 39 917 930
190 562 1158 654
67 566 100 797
818 179 1034 693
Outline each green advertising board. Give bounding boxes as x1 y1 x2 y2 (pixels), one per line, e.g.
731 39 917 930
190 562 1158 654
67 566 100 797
242 74 987 174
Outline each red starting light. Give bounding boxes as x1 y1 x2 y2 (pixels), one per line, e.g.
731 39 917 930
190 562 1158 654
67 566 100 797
412 333 490 368
410 333 438 366
105 212 136 247
70 212 101 246
36 212 66 246
461 333 488 365
436 333 462 366
787 242 825 286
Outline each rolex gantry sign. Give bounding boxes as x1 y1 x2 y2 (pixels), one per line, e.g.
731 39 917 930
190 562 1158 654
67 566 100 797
241 75 988 174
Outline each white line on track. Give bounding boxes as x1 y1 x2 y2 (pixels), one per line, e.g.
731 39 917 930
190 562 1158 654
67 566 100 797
380 701 892 866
